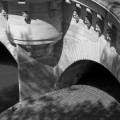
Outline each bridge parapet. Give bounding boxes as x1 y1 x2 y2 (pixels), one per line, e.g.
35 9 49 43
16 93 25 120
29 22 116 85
65 0 120 53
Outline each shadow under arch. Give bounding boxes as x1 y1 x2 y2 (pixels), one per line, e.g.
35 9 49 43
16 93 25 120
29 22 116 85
55 60 120 103
0 43 19 113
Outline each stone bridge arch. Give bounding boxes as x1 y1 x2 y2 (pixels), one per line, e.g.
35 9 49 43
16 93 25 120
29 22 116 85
1 0 120 103
55 0 120 85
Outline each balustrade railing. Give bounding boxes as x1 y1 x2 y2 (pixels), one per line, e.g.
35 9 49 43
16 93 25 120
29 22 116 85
65 0 120 48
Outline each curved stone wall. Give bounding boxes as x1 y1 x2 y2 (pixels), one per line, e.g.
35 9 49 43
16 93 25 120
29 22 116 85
0 0 120 117
0 0 120 102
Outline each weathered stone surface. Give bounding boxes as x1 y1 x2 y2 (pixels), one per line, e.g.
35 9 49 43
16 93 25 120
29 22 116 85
0 85 120 120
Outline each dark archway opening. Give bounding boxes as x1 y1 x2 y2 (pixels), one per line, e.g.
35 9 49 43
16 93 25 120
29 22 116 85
0 43 19 113
55 60 120 103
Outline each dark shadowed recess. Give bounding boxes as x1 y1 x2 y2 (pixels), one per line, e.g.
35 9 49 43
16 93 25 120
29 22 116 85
0 43 19 113
55 60 120 103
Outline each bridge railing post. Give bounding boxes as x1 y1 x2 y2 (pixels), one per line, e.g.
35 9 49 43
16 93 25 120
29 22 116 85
80 5 86 21
103 17 108 40
95 14 104 37
92 11 97 29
